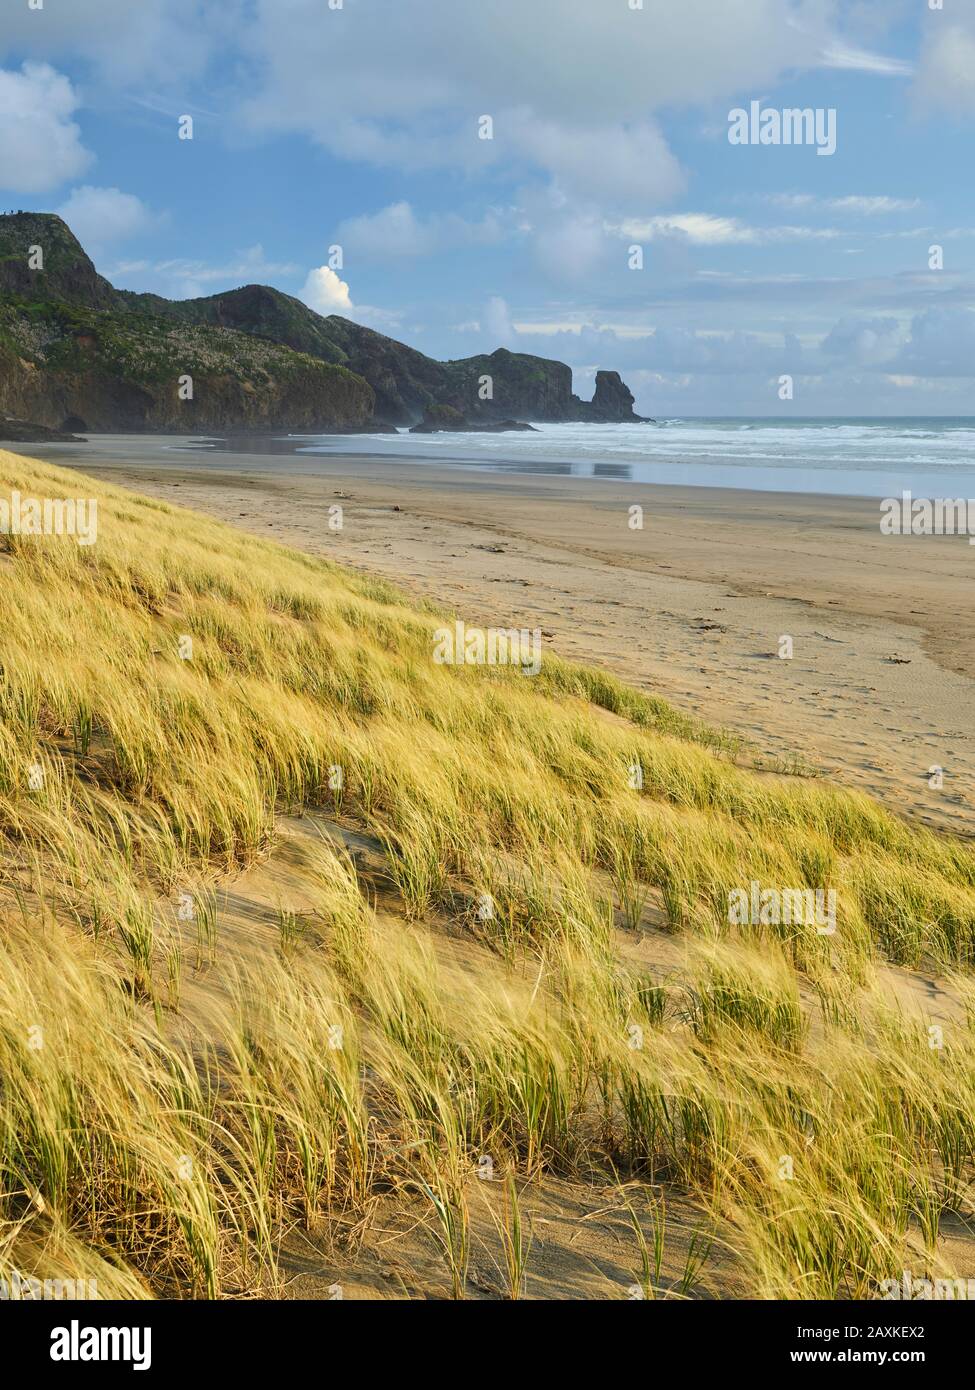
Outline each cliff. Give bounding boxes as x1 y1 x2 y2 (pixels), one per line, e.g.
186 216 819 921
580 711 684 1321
0 214 375 431
143 291 647 424
0 212 648 432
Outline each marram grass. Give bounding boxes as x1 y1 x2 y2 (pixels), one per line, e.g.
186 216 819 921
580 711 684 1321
1 450 974 1299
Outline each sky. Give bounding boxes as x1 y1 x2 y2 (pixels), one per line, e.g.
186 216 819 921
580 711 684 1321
1 0 973 416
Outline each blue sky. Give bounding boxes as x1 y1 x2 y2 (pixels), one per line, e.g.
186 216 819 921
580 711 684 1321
1 0 973 415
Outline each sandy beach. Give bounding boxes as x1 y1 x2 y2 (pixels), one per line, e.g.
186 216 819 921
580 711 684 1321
14 434 974 837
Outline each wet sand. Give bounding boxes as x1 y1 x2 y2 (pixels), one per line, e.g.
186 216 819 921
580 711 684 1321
12 434 975 836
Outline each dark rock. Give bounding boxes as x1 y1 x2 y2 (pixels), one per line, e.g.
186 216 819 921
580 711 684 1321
409 404 538 434
0 416 86 443
591 370 641 421
411 403 468 431
573 371 654 423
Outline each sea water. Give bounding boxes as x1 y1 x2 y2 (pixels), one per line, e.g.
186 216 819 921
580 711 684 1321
286 416 975 498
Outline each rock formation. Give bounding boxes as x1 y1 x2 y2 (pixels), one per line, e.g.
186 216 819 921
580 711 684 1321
409 404 538 433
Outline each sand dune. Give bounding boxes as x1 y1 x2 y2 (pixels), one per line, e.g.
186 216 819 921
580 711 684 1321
56 444 974 838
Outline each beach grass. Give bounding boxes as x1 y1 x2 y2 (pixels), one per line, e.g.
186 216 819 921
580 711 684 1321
1 449 974 1299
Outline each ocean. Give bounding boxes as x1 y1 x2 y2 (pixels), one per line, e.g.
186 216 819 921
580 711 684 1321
260 416 975 498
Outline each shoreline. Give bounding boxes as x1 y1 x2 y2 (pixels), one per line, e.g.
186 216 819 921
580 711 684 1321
9 427 975 499
0 430 938 505
10 436 975 835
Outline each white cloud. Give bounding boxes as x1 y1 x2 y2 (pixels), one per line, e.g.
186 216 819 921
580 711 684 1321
818 41 913 77
0 1 242 88
335 201 502 259
57 186 156 246
616 213 843 246
511 115 684 206
622 214 753 246
895 307 975 375
5 0 903 149
820 195 919 215
538 211 609 281
0 1 923 215
820 315 903 366
235 0 855 208
0 63 92 193
914 24 975 114
761 194 921 215
300 265 354 315
513 188 613 284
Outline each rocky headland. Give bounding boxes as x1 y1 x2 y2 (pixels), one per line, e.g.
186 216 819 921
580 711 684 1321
0 212 650 434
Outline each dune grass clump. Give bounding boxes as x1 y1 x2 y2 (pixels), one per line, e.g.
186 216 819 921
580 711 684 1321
689 941 808 1052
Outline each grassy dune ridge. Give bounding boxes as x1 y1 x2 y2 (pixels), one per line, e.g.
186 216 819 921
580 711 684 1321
1 450 973 1299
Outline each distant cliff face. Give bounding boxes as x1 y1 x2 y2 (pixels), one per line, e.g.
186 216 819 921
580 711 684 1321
0 212 648 433
439 348 576 423
0 300 374 432
0 215 374 431
156 299 644 425
139 292 583 425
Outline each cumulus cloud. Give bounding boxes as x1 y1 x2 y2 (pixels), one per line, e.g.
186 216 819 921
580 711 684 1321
300 265 354 315
57 186 156 247
0 63 92 193
894 307 975 375
820 315 903 365
800 308 975 379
